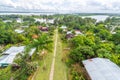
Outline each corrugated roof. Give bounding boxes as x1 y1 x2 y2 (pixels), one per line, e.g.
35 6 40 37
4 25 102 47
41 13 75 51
0 46 25 65
15 29 24 33
29 48 36 56
3 46 25 55
82 58 120 80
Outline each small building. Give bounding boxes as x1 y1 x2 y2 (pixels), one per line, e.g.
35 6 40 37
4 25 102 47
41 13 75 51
3 20 12 23
75 30 82 36
35 18 46 23
47 19 54 24
15 29 24 33
39 26 49 32
82 58 120 80
21 26 29 28
0 46 25 67
16 18 22 23
29 48 36 57
3 46 25 55
0 46 36 67
60 26 67 31
66 31 74 39
111 32 116 34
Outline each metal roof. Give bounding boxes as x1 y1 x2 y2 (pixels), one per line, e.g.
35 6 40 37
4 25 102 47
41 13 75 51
15 29 24 33
0 46 36 66
61 26 67 29
82 58 120 80
3 46 25 55
0 46 25 65
29 48 36 56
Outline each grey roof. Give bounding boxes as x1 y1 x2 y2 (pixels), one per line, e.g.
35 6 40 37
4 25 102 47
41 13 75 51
61 26 67 29
15 29 24 33
0 46 36 66
82 58 120 80
0 46 25 65
29 48 36 56
3 46 25 55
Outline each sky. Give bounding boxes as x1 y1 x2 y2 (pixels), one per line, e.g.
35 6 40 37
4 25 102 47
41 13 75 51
0 0 120 13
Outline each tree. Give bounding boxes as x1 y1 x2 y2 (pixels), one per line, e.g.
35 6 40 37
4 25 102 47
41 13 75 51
96 48 110 58
0 66 11 80
70 36 85 48
70 46 94 63
115 44 120 54
28 34 52 52
112 31 120 44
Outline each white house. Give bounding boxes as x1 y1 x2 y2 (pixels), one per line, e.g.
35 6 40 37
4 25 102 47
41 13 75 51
60 26 67 31
75 30 82 36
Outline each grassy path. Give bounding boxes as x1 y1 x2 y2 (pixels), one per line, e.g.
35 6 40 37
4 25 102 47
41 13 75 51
33 29 67 80
49 29 58 80
53 32 67 80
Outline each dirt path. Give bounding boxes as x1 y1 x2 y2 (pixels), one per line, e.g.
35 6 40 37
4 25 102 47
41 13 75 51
49 29 58 80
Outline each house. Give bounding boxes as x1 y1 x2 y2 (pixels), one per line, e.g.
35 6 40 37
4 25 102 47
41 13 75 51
60 26 67 31
15 29 24 33
35 18 46 23
21 26 29 28
47 19 54 24
29 48 36 57
82 58 120 80
75 30 82 36
3 20 12 23
39 26 49 32
0 46 25 67
16 18 22 23
66 31 74 39
0 46 36 67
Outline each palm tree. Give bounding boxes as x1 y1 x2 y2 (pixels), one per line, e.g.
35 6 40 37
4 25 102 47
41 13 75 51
26 34 52 68
27 34 52 52
14 34 52 79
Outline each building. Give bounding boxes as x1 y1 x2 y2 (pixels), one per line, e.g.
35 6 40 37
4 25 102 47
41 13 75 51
16 18 22 23
0 46 36 67
21 26 29 28
47 19 54 24
3 20 12 23
0 46 25 67
15 29 24 33
66 31 74 39
82 58 120 80
39 26 49 32
60 26 67 31
75 30 82 36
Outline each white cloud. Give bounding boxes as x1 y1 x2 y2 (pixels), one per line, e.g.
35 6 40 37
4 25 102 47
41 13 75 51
0 0 120 13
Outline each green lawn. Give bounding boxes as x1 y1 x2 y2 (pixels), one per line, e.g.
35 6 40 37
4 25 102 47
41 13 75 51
33 51 53 80
53 33 68 80
33 34 55 80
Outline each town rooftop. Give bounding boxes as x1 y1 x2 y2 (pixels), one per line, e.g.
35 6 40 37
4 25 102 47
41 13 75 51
82 58 120 80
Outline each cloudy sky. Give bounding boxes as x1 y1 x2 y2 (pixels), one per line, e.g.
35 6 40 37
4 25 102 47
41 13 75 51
0 0 120 13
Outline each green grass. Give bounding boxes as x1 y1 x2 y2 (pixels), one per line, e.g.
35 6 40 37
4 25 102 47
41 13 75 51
53 33 68 80
34 51 53 80
33 33 55 80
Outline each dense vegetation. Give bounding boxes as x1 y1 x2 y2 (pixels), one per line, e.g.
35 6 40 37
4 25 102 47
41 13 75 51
57 15 120 80
0 15 55 80
0 14 120 80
